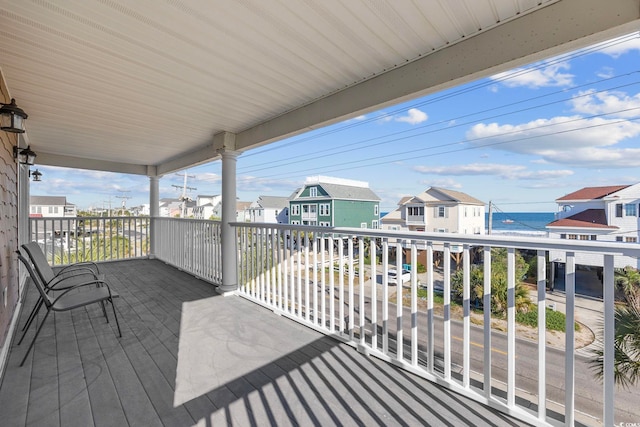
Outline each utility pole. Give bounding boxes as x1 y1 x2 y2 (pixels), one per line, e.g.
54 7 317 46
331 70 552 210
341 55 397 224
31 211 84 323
172 171 197 218
487 200 493 235
115 190 131 215
104 196 113 217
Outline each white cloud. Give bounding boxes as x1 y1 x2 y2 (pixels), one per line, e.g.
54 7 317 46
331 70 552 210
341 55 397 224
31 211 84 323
491 61 574 88
596 66 615 79
412 163 573 180
570 90 640 119
592 33 640 58
467 116 640 155
396 108 428 125
420 178 462 189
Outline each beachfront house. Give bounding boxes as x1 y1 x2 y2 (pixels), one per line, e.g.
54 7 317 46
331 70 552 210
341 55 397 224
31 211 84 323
289 176 380 228
547 184 640 269
381 187 485 234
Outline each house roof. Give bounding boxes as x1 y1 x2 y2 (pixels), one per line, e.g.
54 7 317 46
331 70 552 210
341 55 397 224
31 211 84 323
30 195 69 206
256 196 290 209
236 201 252 211
556 185 631 201
313 183 381 202
546 209 618 229
400 187 484 206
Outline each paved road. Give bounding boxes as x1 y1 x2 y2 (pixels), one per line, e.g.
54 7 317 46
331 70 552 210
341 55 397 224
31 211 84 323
314 281 640 425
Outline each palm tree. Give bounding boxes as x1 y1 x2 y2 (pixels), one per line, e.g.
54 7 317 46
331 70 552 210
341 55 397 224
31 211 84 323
590 304 640 388
590 266 640 387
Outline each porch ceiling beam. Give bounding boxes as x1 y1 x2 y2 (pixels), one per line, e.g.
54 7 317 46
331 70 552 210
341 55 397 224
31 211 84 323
233 0 640 152
36 152 148 176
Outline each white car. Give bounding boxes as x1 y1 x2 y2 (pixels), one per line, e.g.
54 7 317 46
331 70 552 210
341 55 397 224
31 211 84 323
387 269 411 285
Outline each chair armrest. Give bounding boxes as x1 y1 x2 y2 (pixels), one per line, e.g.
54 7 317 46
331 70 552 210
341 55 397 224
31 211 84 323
48 270 104 290
51 279 116 304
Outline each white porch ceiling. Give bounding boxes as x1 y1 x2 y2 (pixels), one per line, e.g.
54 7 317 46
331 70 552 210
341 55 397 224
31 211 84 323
1 0 639 176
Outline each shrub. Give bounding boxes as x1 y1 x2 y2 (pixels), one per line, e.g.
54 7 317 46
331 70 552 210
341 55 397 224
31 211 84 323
515 308 579 332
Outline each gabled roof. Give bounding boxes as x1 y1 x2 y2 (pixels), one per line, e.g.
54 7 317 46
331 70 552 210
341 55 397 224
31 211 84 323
546 209 618 229
30 195 69 206
556 185 631 201
400 187 484 206
317 183 381 201
256 196 290 209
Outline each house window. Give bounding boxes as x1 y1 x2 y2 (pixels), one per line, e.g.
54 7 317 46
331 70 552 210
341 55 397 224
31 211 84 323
616 236 623 242
591 235 597 241
567 234 577 240
616 203 623 217
360 222 367 228
408 206 424 216
560 233 566 239
291 205 300 215
319 221 330 227
579 235 589 240
374 205 379 216
464 207 468 217
625 204 637 216
290 220 300 225
319 203 330 216
372 220 379 229
36 206 42 214
309 187 317 197
436 206 446 217
626 237 637 243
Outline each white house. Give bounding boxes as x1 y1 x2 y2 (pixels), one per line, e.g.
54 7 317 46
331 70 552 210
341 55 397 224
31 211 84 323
547 184 640 268
381 187 485 235
248 195 289 224
193 195 222 220
29 195 77 217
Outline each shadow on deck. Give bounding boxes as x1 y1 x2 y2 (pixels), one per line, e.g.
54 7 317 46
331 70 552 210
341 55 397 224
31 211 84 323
0 259 529 426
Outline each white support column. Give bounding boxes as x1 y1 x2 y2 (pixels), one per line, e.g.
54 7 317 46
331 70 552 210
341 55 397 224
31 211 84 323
218 149 240 294
149 175 160 258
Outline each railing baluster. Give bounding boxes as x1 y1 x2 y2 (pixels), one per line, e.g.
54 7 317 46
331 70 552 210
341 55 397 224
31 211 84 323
359 237 365 346
507 247 516 408
483 245 492 399
348 236 354 340
382 238 389 355
410 240 418 367
565 251 576 425
370 238 378 351
427 241 434 373
603 254 615 427
462 243 470 388
537 250 547 422
443 243 451 381
329 235 335 332
305 232 310 322
338 237 345 334
396 240 403 362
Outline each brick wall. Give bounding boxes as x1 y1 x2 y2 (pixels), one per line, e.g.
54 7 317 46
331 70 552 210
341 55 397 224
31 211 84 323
0 73 19 352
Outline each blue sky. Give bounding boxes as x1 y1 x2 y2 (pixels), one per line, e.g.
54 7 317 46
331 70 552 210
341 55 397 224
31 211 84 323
33 32 640 213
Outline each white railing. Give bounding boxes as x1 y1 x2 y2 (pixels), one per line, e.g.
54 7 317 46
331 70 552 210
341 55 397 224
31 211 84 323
154 217 222 285
29 216 150 266
233 222 640 427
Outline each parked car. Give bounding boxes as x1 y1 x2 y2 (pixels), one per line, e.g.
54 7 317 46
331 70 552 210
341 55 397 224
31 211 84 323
387 269 411 285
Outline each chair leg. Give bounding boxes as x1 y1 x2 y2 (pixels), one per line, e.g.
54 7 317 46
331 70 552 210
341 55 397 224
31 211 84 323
110 298 122 338
18 298 45 345
100 300 108 321
20 309 51 367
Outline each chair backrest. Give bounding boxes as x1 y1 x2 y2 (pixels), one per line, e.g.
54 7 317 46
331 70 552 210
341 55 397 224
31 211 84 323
16 252 53 308
21 241 57 286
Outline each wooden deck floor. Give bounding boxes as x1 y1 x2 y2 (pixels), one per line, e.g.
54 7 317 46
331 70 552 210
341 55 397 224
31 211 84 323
0 259 530 426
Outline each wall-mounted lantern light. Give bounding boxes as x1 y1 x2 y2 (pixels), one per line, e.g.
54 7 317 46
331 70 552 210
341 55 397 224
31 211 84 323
0 98 28 133
13 145 37 166
30 169 42 182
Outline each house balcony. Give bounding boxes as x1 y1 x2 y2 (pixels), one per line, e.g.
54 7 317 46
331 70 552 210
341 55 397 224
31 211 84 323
3 217 640 426
405 214 426 226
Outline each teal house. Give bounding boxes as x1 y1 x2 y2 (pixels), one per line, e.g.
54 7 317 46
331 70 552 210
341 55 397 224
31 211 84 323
289 176 381 228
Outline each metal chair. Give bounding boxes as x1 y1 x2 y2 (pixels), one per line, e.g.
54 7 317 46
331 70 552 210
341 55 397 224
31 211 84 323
19 241 104 335
16 252 122 367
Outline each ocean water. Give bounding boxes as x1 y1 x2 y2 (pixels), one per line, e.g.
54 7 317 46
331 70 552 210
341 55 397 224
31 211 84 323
486 212 555 234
